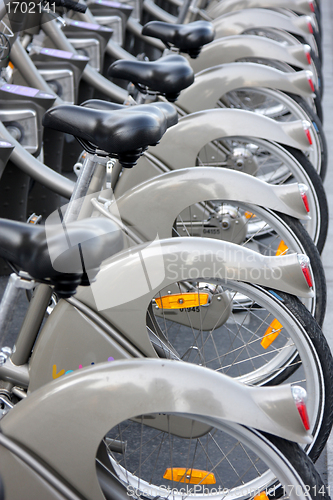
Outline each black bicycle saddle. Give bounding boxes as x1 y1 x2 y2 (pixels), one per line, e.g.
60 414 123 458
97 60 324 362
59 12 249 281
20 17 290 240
142 21 215 58
0 217 123 298
108 55 194 102
81 100 178 128
43 104 168 166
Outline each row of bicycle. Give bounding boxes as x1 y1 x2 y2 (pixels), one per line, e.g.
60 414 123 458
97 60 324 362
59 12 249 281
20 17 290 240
0 0 331 498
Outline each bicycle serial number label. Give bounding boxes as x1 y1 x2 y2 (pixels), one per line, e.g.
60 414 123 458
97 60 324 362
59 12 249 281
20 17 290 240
6 2 56 13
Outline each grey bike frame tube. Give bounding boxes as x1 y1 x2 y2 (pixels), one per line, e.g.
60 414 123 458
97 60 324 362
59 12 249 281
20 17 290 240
64 154 106 223
177 0 193 23
41 15 128 103
10 40 63 106
11 285 53 366
0 123 74 198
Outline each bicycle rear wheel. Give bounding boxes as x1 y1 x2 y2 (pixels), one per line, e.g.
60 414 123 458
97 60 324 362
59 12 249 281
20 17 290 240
102 416 330 500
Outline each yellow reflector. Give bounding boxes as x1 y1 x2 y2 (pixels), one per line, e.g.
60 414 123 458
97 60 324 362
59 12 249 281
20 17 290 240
163 468 216 484
155 293 209 309
245 211 256 219
261 319 283 349
254 493 269 500
276 240 289 256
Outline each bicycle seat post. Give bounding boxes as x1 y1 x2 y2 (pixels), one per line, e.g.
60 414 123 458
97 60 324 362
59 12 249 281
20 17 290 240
64 153 108 224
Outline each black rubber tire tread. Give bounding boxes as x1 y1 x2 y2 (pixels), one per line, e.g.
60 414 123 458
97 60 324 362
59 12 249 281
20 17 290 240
262 432 331 499
263 288 333 464
282 145 328 254
274 212 326 326
311 51 323 98
314 94 323 124
286 93 327 181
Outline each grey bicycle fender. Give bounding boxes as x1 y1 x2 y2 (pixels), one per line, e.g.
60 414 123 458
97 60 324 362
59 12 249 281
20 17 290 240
71 237 313 358
189 35 310 74
114 167 308 243
151 109 310 168
206 0 313 18
177 63 314 113
1 360 312 500
212 9 314 40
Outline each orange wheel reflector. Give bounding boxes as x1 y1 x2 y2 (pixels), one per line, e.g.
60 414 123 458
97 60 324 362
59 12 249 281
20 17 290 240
261 319 283 349
254 492 269 500
155 293 209 310
275 240 289 256
245 211 256 219
163 468 216 484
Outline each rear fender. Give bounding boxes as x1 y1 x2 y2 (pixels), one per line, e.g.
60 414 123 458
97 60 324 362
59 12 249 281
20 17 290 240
206 0 313 18
114 167 309 243
212 9 313 38
73 236 313 358
189 35 310 73
152 108 311 168
177 62 314 113
0 359 312 500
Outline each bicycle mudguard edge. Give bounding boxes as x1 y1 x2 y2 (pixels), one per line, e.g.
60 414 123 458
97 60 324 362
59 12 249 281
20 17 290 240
189 36 312 74
1 360 311 500
206 0 313 18
26 237 312 391
149 109 311 168
112 167 309 243
212 9 315 41
177 63 314 113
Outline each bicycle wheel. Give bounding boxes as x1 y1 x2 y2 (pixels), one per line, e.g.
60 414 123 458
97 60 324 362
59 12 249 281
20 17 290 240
195 137 328 252
147 280 333 462
216 87 327 179
101 414 330 500
172 201 326 326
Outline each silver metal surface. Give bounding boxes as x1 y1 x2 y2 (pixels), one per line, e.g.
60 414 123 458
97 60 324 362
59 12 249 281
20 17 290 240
177 63 314 113
151 109 310 168
0 359 311 500
206 0 313 18
189 35 311 74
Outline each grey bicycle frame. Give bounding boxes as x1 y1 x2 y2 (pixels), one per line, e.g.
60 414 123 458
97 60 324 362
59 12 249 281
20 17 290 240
0 359 311 500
